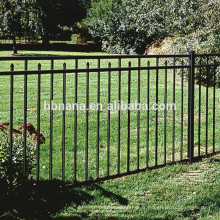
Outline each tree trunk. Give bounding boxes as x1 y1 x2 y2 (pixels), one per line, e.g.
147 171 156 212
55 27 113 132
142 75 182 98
12 36 18 54
42 34 50 45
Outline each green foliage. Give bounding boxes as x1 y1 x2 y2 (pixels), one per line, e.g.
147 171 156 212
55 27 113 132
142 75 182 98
167 0 220 86
0 124 37 196
85 0 219 55
38 0 89 43
170 0 220 54
0 0 43 39
0 133 36 185
85 0 165 54
0 0 90 45
164 0 204 36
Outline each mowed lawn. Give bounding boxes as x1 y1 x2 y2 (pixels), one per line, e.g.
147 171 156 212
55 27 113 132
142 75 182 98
0 50 219 183
53 155 220 219
2 155 220 219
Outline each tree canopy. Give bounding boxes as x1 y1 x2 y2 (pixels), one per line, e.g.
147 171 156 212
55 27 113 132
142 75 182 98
0 0 90 51
38 0 89 44
0 0 43 53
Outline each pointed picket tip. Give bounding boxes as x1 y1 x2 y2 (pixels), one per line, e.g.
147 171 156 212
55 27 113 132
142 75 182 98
38 63 41 70
10 64 14 71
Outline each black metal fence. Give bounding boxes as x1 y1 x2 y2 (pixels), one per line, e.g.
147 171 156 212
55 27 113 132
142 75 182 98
0 51 219 185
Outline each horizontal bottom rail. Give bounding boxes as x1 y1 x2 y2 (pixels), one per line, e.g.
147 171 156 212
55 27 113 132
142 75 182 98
57 151 220 189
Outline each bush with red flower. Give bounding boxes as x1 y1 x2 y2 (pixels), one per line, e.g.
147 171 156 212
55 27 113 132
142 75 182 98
0 122 45 194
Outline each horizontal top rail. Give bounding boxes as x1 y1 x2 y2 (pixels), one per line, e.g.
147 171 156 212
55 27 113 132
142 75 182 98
0 54 191 61
0 53 219 61
194 53 220 57
0 64 191 75
0 63 219 76
195 63 220 68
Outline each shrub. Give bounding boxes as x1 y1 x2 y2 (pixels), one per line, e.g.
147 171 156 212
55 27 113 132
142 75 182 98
84 0 205 54
0 122 45 196
84 0 165 54
168 0 220 53
164 0 220 86
85 0 219 86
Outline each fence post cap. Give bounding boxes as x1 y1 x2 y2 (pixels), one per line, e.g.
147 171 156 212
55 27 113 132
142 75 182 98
189 50 195 54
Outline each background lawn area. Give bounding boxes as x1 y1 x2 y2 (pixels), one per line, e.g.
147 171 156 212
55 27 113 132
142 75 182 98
0 50 219 183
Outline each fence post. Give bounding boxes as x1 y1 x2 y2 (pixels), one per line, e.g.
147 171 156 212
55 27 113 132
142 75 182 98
188 50 195 163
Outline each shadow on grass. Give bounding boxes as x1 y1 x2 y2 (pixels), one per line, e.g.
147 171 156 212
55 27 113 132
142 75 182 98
23 54 61 57
0 43 103 53
0 180 128 219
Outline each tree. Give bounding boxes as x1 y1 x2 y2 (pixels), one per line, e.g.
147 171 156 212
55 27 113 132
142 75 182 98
0 0 43 54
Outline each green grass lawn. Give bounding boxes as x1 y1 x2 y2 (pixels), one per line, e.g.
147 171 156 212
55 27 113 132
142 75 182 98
53 155 220 219
2 155 220 219
0 50 219 183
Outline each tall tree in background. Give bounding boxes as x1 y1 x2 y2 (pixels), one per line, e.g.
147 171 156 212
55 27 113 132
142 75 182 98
38 0 89 45
0 0 43 54
0 0 90 51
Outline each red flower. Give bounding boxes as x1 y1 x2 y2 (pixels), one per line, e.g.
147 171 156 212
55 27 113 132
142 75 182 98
0 122 10 131
0 125 6 131
12 128 22 134
1 122 10 127
32 132 46 145
1 122 46 145
18 123 35 134
100 145 103 148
